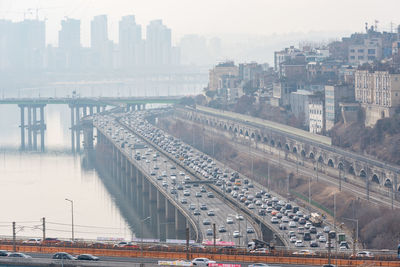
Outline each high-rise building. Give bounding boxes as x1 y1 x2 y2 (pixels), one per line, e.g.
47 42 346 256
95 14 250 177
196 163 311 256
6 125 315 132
145 20 171 66
58 18 81 70
59 18 80 49
208 61 238 91
324 84 355 131
119 15 142 68
90 15 111 68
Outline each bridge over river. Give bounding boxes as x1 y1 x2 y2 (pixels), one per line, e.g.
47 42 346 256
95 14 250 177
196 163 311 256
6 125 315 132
0 96 181 152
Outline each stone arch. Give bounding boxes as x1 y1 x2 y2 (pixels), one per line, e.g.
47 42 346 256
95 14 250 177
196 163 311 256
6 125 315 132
371 174 380 184
277 142 282 148
348 166 355 175
359 169 367 179
338 162 344 170
229 126 233 132
263 137 268 143
285 144 290 151
384 179 393 188
293 147 298 154
206 119 209 125
327 159 334 168
219 122 223 127
256 134 261 141
397 185 400 192
245 130 249 137
309 152 315 160
240 129 243 135
234 128 238 133
250 132 255 139
224 124 227 130
301 150 306 157
318 155 324 164
270 140 275 146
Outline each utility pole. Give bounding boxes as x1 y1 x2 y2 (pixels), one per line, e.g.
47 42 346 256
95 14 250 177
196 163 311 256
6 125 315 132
328 234 332 265
213 223 216 249
42 217 46 241
186 227 189 260
12 222 16 252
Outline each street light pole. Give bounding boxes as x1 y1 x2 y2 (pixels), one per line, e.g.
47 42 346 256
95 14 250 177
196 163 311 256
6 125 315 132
65 198 74 241
343 217 359 255
141 216 151 259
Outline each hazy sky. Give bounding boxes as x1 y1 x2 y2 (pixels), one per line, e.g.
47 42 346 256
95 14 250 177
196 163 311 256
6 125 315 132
0 0 399 46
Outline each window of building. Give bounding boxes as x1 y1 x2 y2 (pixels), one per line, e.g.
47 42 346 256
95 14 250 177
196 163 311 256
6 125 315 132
368 56 375 60
350 56 355 60
350 49 355 53
358 49 364 53
358 56 364 60
368 49 375 54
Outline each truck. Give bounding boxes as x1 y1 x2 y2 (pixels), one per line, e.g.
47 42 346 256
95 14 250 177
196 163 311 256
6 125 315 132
310 212 323 227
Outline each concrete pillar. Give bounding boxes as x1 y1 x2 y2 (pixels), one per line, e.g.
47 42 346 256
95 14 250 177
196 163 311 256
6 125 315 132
157 190 166 240
96 105 100 113
83 105 87 116
75 106 80 152
27 106 32 150
70 105 75 153
175 209 186 240
89 106 94 115
142 178 150 218
142 104 146 110
19 105 25 150
165 200 176 239
40 105 45 152
33 106 37 150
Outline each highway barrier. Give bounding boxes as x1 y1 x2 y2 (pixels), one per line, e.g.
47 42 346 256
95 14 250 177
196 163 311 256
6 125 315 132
0 244 399 266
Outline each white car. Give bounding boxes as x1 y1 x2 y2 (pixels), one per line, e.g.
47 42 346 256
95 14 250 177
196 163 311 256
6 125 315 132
295 240 304 247
236 214 244 220
192 258 216 266
233 231 241 238
226 217 234 224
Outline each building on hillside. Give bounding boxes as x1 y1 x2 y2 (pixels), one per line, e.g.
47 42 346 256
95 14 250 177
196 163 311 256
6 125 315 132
309 97 324 134
355 69 400 126
216 74 243 104
290 90 314 127
271 80 298 107
325 84 355 131
208 61 239 91
348 38 382 65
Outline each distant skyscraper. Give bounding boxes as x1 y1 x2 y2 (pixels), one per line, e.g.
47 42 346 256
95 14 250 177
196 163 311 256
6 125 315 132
119 15 142 68
90 15 112 69
59 18 80 49
58 18 81 70
145 20 171 66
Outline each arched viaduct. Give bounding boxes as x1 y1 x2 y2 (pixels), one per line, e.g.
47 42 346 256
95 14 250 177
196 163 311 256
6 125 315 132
175 106 400 197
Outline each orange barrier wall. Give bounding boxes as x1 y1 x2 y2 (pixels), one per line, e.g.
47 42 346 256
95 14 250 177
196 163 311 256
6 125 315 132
1 244 399 266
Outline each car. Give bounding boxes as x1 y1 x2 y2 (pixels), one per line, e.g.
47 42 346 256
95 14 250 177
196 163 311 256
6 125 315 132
226 217 234 224
148 244 169 250
233 231 241 238
23 238 41 244
194 209 201 216
0 250 9 257
236 214 244 220
195 192 202 198
41 237 61 245
310 240 319 247
323 226 331 233
77 254 99 261
248 263 274 267
207 210 215 216
295 240 304 247
270 217 279 224
319 235 327 243
181 198 188 204
191 257 216 266
293 249 314 255
189 204 196 210
289 221 297 228
354 251 374 258
322 265 337 267
207 192 215 198
203 219 211 225
184 190 190 196
52 252 76 260
200 204 208 210
250 248 269 254
279 223 287 230
290 236 297 243
218 226 227 233
8 252 32 258
246 227 255 234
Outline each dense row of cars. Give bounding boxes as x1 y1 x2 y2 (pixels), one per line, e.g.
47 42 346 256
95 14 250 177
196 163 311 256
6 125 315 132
0 250 99 261
95 114 255 244
119 110 341 251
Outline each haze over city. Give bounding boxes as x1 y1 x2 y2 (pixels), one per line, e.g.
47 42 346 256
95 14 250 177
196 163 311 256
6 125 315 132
0 0 400 265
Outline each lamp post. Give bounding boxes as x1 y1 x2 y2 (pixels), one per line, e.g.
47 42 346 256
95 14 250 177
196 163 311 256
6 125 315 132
141 216 151 259
343 217 358 256
65 198 74 241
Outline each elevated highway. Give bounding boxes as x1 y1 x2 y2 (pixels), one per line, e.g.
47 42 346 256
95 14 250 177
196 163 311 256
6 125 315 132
176 105 400 207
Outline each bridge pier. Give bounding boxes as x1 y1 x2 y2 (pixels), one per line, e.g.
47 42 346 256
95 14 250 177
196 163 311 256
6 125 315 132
142 178 150 219
18 105 25 150
175 208 186 239
157 190 166 240
165 199 176 239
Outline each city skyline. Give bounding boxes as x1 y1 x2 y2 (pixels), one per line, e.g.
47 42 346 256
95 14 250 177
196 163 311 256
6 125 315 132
0 0 399 47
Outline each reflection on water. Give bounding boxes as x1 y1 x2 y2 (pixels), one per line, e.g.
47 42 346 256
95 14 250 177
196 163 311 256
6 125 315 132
0 104 132 240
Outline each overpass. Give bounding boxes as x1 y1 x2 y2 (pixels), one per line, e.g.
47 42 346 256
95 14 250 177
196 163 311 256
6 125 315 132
0 96 182 152
175 105 400 206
